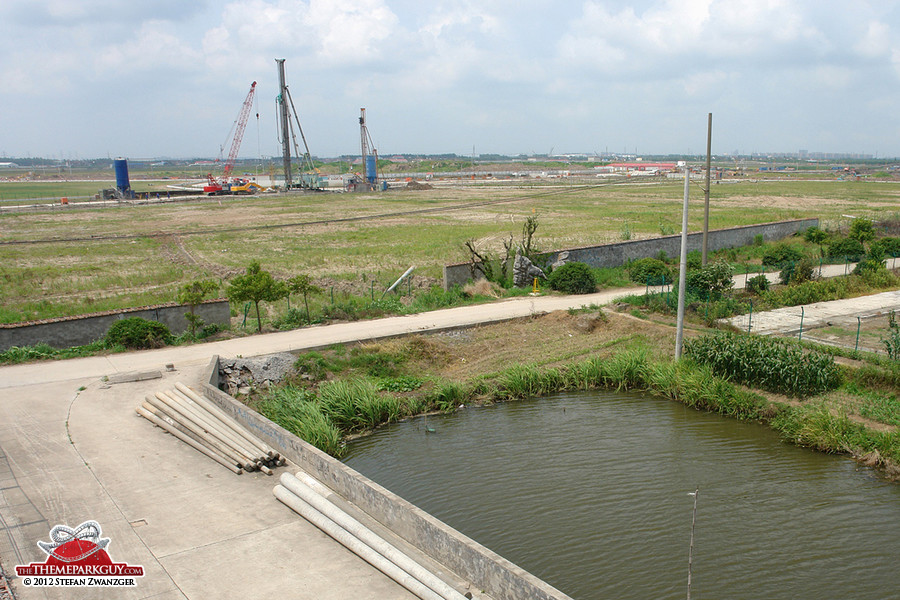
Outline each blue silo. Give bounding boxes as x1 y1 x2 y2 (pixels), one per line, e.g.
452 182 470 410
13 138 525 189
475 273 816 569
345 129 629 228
366 156 377 184
114 158 133 197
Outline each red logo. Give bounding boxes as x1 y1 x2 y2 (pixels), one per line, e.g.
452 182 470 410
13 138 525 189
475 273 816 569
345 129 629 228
15 520 144 587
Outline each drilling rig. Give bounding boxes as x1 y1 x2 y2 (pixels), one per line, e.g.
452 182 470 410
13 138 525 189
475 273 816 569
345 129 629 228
349 107 381 192
275 58 319 189
204 81 264 195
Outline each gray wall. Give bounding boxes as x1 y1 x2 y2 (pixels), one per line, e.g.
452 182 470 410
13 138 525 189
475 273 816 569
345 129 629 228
444 218 819 289
200 356 573 600
0 300 231 351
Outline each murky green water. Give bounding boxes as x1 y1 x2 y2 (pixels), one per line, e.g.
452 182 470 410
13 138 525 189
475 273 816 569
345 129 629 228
344 391 900 600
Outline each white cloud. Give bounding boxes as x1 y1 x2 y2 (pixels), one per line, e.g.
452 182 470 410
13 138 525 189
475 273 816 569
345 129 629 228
2 0 900 157
203 0 399 71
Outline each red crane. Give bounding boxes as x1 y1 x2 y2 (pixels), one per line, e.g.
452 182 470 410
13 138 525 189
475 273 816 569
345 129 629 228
205 81 258 194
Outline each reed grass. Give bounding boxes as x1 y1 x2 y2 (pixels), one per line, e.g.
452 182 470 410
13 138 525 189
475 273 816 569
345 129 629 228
257 385 344 457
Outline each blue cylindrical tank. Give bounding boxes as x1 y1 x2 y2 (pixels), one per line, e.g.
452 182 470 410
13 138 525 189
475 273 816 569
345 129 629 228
114 158 131 192
366 156 377 183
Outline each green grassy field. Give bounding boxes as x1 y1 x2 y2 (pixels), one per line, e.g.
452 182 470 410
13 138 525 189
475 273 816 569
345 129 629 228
2 178 899 323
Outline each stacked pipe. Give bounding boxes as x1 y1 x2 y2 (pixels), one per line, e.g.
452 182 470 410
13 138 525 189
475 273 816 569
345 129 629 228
136 382 284 475
275 472 471 600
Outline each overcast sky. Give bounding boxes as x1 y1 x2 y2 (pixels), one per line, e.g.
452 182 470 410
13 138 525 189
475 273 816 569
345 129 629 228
2 0 900 160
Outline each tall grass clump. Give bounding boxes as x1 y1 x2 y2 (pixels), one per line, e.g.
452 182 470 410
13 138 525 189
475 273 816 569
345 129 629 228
318 378 402 430
257 385 343 457
771 403 900 464
684 332 843 397
495 364 567 400
424 379 471 411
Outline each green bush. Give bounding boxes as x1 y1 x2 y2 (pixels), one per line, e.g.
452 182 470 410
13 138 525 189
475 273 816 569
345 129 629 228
627 258 672 285
746 274 770 294
762 243 805 268
827 237 866 261
779 257 816 285
105 317 172 349
853 247 886 277
686 250 702 270
871 237 900 258
685 260 734 300
684 332 843 397
849 218 875 243
803 226 829 245
548 262 596 294
884 311 900 361
273 308 309 330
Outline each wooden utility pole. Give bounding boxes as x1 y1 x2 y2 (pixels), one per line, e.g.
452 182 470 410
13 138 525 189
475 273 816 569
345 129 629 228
702 113 712 265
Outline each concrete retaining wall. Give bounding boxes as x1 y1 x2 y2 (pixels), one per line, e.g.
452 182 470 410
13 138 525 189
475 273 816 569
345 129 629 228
200 356 573 600
444 218 819 289
0 300 231 352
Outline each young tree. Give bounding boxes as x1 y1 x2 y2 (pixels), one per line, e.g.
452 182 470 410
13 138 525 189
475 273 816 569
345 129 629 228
849 218 875 244
287 274 322 324
176 279 219 336
227 261 288 332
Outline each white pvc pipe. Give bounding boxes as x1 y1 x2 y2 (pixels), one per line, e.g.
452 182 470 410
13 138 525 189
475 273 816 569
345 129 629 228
279 473 467 600
136 406 242 474
273 485 446 600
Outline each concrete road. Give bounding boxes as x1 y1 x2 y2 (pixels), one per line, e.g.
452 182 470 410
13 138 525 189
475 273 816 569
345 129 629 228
0 364 422 600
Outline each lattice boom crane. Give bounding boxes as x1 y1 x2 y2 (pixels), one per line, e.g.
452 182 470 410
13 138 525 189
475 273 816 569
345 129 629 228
205 81 258 194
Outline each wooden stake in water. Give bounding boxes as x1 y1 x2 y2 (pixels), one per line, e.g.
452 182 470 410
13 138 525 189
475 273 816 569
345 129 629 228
687 486 699 600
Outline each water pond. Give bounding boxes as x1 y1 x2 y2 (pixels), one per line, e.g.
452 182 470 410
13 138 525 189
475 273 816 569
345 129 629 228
344 391 900 599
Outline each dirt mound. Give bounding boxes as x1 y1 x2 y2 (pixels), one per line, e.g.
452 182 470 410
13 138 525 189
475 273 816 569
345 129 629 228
404 181 433 190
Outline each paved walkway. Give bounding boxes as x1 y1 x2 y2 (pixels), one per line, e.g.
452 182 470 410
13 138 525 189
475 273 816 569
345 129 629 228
727 289 900 335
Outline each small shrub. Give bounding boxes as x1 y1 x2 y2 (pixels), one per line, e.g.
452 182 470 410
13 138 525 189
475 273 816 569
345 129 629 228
883 311 900 361
803 227 828 245
871 237 900 258
627 258 672 285
105 317 172 349
849 218 875 243
753 234 764 246
827 237 866 261
199 323 223 339
779 257 816 285
686 260 734 300
686 250 702 270
273 308 309 330
853 246 886 277
548 262 596 294
762 243 805 268
746 274 770 294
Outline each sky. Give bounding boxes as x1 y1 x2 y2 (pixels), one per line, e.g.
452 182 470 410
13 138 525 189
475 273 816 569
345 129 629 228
2 0 900 160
